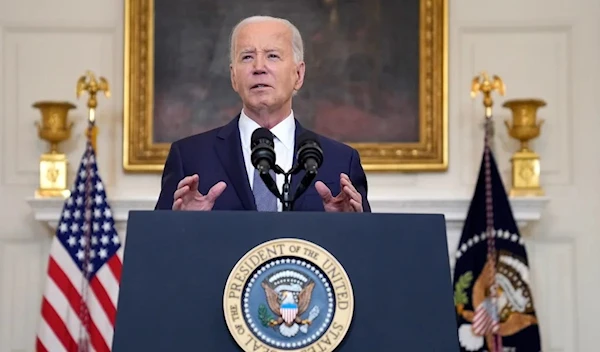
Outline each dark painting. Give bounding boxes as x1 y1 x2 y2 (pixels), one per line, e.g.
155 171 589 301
152 0 419 144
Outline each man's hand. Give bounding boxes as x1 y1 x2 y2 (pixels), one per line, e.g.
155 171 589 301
172 174 227 211
315 173 363 212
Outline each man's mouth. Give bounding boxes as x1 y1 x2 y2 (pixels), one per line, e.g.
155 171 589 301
251 84 271 89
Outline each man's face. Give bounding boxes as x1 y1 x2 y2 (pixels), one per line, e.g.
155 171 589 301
230 21 305 116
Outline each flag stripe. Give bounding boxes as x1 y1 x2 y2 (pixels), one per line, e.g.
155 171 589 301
87 282 115 347
88 314 110 352
49 241 84 294
37 318 68 352
36 337 49 352
90 276 116 325
40 297 77 351
51 244 114 349
48 257 83 316
107 254 122 283
96 257 121 307
43 277 82 346
47 255 108 352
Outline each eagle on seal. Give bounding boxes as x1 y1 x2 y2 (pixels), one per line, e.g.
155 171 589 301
261 280 315 337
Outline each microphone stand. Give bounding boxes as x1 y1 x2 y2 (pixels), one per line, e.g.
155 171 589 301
282 173 292 211
273 164 315 211
273 165 294 211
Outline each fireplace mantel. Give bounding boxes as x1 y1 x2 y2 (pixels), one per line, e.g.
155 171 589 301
27 196 549 231
26 195 549 268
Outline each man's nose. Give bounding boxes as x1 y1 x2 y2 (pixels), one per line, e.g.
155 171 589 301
252 55 267 74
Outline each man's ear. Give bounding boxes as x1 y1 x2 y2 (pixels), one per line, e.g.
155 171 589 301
230 64 238 92
294 61 306 91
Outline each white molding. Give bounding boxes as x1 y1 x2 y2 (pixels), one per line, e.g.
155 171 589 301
26 196 550 231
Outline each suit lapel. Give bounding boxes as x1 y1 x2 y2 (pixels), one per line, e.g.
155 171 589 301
215 115 257 211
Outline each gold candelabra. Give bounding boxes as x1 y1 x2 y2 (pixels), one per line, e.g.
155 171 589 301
76 70 110 152
33 101 76 198
503 99 545 196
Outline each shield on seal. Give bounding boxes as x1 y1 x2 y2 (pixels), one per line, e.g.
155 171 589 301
280 302 298 325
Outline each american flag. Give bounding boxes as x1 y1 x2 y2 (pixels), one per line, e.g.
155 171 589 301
36 142 123 352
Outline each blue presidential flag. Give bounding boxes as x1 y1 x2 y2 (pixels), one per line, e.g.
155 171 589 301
452 147 542 352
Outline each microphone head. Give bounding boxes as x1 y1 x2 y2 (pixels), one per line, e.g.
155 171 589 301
251 127 274 148
296 130 318 147
296 131 323 170
250 127 276 170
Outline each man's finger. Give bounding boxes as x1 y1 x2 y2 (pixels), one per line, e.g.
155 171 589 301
315 181 333 202
173 185 190 200
188 174 200 193
206 181 227 202
340 173 352 186
340 176 358 194
338 173 355 199
177 175 198 190
343 185 361 204
172 198 183 210
349 199 363 212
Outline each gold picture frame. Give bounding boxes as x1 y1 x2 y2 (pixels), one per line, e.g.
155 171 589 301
123 0 448 172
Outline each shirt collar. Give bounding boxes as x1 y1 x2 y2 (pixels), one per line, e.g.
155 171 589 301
238 109 295 151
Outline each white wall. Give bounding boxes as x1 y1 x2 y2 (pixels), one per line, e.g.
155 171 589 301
1 0 599 351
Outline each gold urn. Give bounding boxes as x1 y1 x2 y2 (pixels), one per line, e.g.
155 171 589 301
33 101 76 198
503 98 545 197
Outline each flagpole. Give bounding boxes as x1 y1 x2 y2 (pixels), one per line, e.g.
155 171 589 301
76 133 93 352
470 71 506 352
75 71 110 351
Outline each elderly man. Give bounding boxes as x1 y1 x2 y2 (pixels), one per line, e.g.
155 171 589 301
155 15 371 213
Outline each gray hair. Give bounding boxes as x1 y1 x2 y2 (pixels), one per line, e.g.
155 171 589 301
229 15 304 64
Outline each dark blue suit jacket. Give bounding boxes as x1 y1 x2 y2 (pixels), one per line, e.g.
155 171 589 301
155 115 371 212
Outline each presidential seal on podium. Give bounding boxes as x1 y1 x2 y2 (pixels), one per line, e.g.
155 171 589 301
223 238 354 352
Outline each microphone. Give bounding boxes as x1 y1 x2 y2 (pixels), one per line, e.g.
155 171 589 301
292 131 324 202
250 127 281 200
251 128 276 173
295 131 324 174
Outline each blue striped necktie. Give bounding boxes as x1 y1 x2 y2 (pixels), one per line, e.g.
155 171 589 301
253 168 278 211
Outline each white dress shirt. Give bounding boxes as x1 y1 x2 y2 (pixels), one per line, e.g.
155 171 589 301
238 110 295 211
